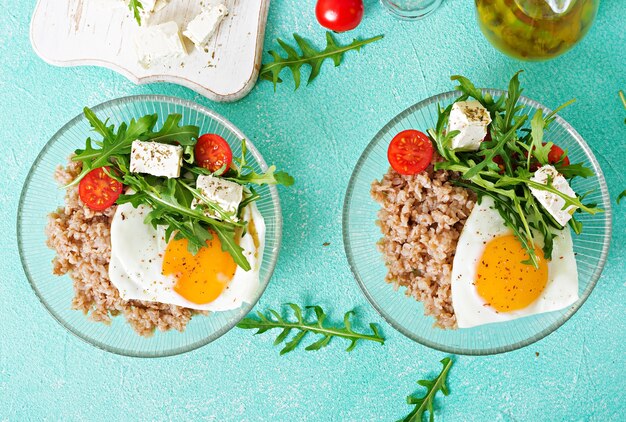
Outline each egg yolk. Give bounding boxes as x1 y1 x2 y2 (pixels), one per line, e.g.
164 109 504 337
162 234 237 305
475 235 548 313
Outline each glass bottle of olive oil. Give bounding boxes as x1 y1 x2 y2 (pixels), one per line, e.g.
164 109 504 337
475 0 599 60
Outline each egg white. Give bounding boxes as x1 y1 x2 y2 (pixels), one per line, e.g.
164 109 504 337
451 196 579 328
108 202 265 312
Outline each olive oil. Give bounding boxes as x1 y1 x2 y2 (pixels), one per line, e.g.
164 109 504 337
475 0 598 60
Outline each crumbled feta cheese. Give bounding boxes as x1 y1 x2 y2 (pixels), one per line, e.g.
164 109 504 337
183 4 229 50
137 0 169 24
530 165 578 226
447 100 492 151
140 0 169 13
192 175 243 220
134 21 187 68
130 140 183 178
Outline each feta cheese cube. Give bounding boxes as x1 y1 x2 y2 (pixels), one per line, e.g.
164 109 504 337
183 4 229 50
447 100 492 151
530 165 578 226
130 140 183 178
193 175 243 220
134 21 187 68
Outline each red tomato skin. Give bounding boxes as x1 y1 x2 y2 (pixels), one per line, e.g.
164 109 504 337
492 155 506 173
387 130 434 175
78 167 123 211
315 0 364 32
195 134 233 173
527 143 570 171
547 144 570 166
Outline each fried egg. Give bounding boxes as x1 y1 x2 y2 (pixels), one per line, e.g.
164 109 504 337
108 202 264 312
451 196 578 328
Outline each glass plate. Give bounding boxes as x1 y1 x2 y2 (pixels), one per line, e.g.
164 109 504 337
343 90 612 355
17 95 282 357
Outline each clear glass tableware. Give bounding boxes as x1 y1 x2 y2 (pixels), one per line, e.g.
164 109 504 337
343 90 612 355
17 95 282 357
475 0 599 60
381 0 443 20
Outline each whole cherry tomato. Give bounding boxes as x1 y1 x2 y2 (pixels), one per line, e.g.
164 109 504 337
315 0 364 32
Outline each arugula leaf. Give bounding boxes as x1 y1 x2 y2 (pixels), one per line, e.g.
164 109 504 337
128 0 144 25
430 72 601 267
398 358 453 422
503 71 524 130
450 75 506 113
177 179 236 222
225 139 295 186
185 139 294 188
83 107 115 140
239 187 260 212
427 104 460 163
529 110 552 165
455 180 541 264
237 304 384 354
568 214 583 234
463 116 527 180
117 176 251 269
70 108 158 186
117 174 251 271
227 165 294 186
497 176 602 215
70 109 293 267
211 224 249 270
555 161 594 179
544 99 576 128
451 75 485 103
260 32 384 90
141 114 199 145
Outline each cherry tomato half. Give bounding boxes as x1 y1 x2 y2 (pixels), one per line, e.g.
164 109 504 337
78 167 123 211
387 130 434 175
195 134 233 173
315 0 364 32
547 143 570 166
528 143 570 171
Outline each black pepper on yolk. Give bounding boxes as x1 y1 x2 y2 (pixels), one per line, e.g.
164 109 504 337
162 234 237 305
475 235 548 312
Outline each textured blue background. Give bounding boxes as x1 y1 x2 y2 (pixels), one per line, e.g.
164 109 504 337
1 0 625 420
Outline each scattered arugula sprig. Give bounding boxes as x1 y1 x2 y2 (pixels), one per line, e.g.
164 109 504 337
70 107 293 268
398 358 453 422
237 303 384 354
429 72 602 267
260 32 383 91
128 0 144 25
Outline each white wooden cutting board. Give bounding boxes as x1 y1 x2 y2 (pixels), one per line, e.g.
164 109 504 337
30 0 270 102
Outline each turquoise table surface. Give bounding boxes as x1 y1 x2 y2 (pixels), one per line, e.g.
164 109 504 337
1 0 625 420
